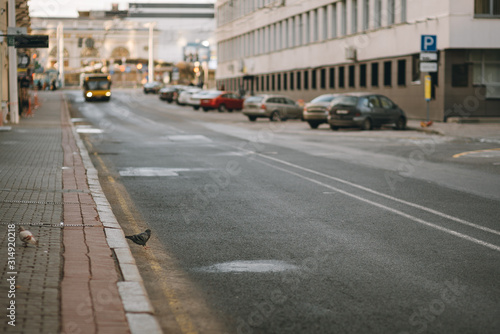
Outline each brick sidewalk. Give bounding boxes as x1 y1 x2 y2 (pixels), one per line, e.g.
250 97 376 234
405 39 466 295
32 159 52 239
0 92 159 333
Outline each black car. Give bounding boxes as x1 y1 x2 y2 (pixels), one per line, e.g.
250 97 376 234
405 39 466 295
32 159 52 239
159 86 187 103
327 93 407 131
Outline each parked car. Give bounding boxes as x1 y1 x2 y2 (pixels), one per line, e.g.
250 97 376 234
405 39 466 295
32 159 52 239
327 93 407 130
177 87 202 106
242 94 303 121
143 81 162 94
159 86 186 103
188 90 212 110
303 94 341 129
200 91 244 112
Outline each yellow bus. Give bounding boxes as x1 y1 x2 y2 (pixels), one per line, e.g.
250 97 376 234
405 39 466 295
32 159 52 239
83 74 112 102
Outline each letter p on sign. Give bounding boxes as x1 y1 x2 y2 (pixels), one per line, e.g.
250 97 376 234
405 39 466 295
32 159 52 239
421 35 437 52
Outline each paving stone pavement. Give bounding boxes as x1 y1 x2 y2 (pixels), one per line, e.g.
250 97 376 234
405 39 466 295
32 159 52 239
0 93 64 333
0 91 160 334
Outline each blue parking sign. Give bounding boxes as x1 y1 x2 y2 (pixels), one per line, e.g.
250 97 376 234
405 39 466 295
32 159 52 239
421 35 437 52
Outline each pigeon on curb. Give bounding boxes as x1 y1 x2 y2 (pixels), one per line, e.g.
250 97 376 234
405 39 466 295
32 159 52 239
125 229 151 249
18 226 39 247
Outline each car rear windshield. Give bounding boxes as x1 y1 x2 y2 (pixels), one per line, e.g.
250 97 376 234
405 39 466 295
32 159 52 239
245 96 264 103
311 95 337 103
331 96 358 107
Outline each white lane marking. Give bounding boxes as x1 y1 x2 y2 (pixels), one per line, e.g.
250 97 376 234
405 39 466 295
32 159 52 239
119 167 213 177
167 135 211 142
255 159 500 253
247 151 500 238
194 260 298 273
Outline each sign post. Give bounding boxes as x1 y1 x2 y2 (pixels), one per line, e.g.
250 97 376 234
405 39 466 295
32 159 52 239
420 35 437 126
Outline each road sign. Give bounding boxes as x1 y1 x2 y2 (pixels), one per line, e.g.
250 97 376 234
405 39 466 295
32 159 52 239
420 52 438 61
421 35 437 52
13 35 49 48
420 62 438 73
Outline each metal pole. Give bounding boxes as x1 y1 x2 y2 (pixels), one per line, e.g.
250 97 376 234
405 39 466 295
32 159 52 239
148 22 154 83
0 36 4 126
8 0 19 124
58 22 65 88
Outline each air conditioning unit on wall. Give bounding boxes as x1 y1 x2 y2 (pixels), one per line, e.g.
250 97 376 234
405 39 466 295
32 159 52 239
345 47 357 61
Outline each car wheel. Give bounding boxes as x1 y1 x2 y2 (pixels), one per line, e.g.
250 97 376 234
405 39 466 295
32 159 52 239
167 99 173 103
248 116 257 122
193 106 200 110
228 109 234 113
203 107 210 112
330 125 339 130
308 121 320 129
362 118 372 131
395 117 407 130
218 104 228 113
270 111 282 122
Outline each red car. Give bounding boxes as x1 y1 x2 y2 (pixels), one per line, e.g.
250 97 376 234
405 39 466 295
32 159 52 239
200 91 244 112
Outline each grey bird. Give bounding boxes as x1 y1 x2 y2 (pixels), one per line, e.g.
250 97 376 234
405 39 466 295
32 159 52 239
125 229 151 248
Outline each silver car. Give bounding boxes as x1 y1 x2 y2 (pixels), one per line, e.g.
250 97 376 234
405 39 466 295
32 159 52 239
242 95 303 121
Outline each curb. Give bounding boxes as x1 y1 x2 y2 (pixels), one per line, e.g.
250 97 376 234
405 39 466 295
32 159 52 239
63 95 162 334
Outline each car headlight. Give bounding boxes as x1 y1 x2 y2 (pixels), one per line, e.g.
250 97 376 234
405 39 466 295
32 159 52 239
86 92 92 97
105 92 111 97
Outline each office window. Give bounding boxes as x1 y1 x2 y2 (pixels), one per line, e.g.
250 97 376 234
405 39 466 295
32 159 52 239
305 12 310 44
341 0 347 36
452 65 469 87
267 75 270 91
388 0 395 25
277 22 282 50
290 72 294 90
363 0 370 30
272 74 275 91
321 68 326 89
470 50 500 97
313 9 319 42
277 74 281 90
291 17 296 47
312 69 317 89
284 73 288 90
297 71 302 90
284 20 288 49
475 0 500 16
268 25 272 52
261 76 265 91
304 70 309 89
352 0 358 34
298 15 303 45
322 6 328 40
349 65 355 87
332 3 337 38
255 76 259 91
401 0 407 22
329 68 335 88
397 59 406 86
374 0 382 28
339 66 345 88
384 61 392 86
371 62 379 87
412 54 420 82
360 64 367 87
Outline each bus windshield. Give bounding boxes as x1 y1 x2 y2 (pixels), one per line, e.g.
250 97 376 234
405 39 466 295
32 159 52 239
85 80 111 90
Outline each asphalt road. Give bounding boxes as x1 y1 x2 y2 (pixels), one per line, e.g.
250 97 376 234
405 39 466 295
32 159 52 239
67 89 500 334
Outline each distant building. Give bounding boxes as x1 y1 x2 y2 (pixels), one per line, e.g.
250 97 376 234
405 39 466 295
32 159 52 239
30 2 216 86
215 0 500 121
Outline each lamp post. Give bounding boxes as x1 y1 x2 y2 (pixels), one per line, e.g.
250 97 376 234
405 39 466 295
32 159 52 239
148 22 155 83
8 0 18 124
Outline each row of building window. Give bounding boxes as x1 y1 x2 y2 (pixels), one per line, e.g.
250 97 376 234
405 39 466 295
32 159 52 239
218 0 407 63
217 58 420 93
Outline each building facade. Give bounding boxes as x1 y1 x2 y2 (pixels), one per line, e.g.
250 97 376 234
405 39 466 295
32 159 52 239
30 2 216 87
215 0 500 121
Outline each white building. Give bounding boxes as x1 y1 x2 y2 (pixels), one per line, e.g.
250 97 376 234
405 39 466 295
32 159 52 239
215 0 500 120
30 2 216 86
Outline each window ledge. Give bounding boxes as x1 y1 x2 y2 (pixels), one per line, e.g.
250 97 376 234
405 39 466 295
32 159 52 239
473 14 500 19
